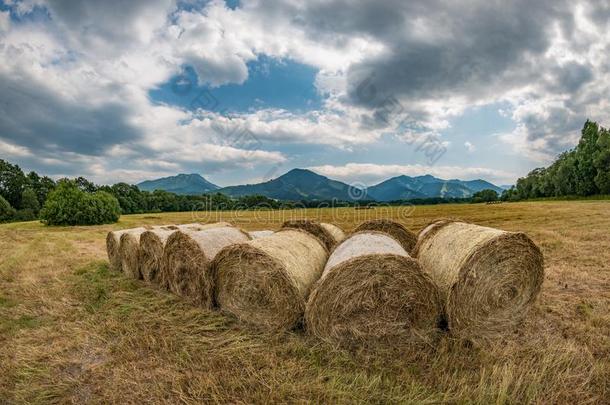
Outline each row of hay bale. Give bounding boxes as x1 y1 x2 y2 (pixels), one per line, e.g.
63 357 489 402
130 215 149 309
106 218 543 345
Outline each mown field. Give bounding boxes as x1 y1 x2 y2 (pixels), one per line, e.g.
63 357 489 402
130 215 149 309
1 201 609 404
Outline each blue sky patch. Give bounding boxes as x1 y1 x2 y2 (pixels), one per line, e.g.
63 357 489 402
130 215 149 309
150 56 323 114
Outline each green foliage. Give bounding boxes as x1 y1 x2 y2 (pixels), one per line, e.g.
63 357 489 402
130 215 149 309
0 159 27 208
21 188 40 214
0 195 16 222
26 172 56 206
40 181 121 226
593 129 610 194
471 189 499 203
507 120 610 201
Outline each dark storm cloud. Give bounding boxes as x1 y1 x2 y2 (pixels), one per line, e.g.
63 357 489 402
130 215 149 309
549 62 594 94
330 0 574 105
0 71 142 155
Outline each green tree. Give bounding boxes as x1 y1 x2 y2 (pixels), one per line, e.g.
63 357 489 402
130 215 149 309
21 188 40 213
472 189 499 203
593 127 610 193
0 159 27 208
14 187 42 221
27 171 56 206
40 180 120 225
0 195 16 222
573 120 600 196
108 183 146 214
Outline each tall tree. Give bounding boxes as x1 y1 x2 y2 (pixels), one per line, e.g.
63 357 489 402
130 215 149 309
593 127 610 194
0 159 27 208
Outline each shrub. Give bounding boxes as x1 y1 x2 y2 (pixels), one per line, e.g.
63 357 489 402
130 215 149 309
0 195 16 222
14 209 37 222
40 181 121 226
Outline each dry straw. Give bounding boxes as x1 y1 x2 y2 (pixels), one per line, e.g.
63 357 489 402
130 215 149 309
413 219 544 342
281 220 345 250
305 231 443 346
354 219 417 254
213 229 329 330
119 228 152 279
249 230 275 239
106 227 148 272
161 226 251 308
140 227 179 285
141 222 235 288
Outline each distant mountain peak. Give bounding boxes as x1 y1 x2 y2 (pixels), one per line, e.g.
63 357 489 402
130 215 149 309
368 174 503 201
137 168 504 201
137 173 219 195
217 168 355 201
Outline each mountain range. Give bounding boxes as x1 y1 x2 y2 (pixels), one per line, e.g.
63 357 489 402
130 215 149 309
137 169 505 201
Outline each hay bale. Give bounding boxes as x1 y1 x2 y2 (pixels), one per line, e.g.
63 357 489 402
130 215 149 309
249 230 275 239
354 219 417 254
119 228 151 279
413 220 544 341
106 227 148 272
140 222 236 288
213 229 329 330
281 220 345 250
305 231 443 346
140 227 178 285
161 226 251 308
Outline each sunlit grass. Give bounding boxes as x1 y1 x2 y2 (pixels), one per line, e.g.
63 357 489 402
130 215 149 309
1 201 608 403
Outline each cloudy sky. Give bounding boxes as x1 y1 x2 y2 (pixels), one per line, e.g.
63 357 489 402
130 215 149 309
0 0 608 187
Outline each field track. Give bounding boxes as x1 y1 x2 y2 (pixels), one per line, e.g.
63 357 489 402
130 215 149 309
1 201 609 403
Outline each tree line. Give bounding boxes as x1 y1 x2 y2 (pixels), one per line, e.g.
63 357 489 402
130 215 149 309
0 160 298 224
502 120 610 200
2 119 608 224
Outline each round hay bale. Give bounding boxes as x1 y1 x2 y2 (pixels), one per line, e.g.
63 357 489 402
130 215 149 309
249 230 275 239
413 220 544 341
305 231 443 346
161 226 251 308
281 220 345 250
106 227 148 272
140 227 178 285
354 219 417 254
119 228 151 279
213 229 329 330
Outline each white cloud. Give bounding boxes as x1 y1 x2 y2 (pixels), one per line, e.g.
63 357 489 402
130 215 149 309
0 0 609 185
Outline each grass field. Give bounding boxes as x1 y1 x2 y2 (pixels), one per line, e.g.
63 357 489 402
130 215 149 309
1 201 609 404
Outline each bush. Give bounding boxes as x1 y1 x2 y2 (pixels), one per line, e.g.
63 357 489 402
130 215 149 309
40 181 121 226
14 209 37 222
0 195 16 222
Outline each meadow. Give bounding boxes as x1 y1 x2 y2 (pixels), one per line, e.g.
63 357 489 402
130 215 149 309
1 201 608 404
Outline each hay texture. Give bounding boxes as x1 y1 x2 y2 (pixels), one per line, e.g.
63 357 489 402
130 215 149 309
161 226 251 308
106 227 148 272
281 220 345 250
140 227 179 284
305 231 442 346
414 220 544 341
119 228 151 279
354 219 417 254
249 230 275 239
213 229 329 330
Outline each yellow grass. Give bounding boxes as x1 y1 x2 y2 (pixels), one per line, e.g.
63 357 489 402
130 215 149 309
1 201 609 403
